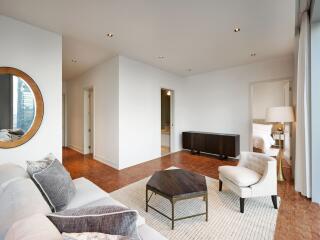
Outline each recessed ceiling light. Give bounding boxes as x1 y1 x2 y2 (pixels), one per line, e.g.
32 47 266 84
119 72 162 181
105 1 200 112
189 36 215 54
186 68 192 72
106 33 114 38
234 27 240 32
250 53 256 57
71 59 78 63
157 56 165 59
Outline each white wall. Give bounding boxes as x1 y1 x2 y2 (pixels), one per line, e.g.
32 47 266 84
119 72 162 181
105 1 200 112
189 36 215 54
67 55 293 168
311 21 320 203
66 56 184 169
118 56 184 169
67 57 119 168
0 15 62 167
183 56 294 152
252 80 290 119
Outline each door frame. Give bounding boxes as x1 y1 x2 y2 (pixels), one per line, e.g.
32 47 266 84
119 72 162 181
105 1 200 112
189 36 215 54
249 78 292 157
160 87 175 155
62 93 68 147
83 87 94 155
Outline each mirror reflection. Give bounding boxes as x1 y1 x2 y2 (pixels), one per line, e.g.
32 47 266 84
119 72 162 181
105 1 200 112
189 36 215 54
0 74 36 142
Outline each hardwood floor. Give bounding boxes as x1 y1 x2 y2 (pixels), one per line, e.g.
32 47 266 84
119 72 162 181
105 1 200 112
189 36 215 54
63 147 320 240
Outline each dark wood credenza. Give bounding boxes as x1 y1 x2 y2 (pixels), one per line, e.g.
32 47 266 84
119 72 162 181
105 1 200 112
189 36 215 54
182 131 240 159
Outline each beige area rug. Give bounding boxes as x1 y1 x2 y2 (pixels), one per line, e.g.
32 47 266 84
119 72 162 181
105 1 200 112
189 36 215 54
110 170 280 240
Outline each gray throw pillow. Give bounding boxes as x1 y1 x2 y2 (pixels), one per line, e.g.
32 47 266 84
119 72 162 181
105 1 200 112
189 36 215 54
26 153 55 175
32 159 76 212
47 206 140 240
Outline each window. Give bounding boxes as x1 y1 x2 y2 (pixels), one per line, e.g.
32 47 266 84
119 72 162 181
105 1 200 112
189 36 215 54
12 76 35 132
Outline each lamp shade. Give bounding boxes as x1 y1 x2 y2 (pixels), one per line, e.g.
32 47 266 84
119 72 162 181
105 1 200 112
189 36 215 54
265 106 295 123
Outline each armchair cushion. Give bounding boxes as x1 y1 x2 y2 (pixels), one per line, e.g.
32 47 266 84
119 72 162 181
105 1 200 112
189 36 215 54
218 166 261 187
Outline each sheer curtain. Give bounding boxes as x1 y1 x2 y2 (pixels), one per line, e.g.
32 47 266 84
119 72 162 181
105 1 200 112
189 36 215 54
294 10 311 198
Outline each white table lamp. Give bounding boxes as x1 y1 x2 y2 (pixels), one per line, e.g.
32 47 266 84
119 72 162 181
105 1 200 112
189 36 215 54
266 106 295 124
266 106 294 181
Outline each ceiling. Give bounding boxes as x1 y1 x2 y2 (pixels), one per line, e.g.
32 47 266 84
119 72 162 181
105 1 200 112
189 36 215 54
0 0 296 80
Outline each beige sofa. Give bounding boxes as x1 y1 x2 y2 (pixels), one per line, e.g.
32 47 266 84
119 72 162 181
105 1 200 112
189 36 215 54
0 164 166 240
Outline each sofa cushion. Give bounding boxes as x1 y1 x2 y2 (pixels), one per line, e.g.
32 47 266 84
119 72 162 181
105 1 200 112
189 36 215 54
33 159 76 212
82 197 146 226
0 164 29 188
0 178 52 239
66 178 110 210
47 206 139 239
218 166 261 187
67 178 146 226
5 214 62 240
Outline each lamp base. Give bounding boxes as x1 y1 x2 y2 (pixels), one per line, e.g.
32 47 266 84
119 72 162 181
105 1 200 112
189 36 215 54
277 149 286 182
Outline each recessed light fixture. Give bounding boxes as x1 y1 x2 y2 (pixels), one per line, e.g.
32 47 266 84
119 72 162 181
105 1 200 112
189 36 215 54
234 27 240 32
186 68 192 72
106 33 114 38
157 56 165 59
71 59 78 63
250 53 256 57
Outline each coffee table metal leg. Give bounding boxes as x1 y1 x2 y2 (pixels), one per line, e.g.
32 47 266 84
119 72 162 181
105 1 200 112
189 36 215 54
171 200 175 230
146 189 148 212
205 193 208 221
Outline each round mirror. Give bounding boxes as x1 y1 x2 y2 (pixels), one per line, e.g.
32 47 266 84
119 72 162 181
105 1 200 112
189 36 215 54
0 67 44 148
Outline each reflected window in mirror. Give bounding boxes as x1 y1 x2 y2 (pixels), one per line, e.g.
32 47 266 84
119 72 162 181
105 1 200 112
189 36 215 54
0 74 36 141
12 75 36 133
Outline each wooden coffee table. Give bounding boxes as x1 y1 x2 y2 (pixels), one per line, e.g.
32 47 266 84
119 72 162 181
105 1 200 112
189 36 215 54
146 169 208 230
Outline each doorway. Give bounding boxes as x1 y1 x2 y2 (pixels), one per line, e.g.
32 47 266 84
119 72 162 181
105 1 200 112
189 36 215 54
62 94 67 147
83 88 94 155
250 79 292 161
161 88 173 156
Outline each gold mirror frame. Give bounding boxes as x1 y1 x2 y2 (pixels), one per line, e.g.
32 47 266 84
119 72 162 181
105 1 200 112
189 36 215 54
0 67 44 148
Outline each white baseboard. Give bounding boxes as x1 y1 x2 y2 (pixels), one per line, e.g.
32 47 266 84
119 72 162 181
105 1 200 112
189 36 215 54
68 145 84 154
66 146 119 169
94 154 119 170
118 149 183 170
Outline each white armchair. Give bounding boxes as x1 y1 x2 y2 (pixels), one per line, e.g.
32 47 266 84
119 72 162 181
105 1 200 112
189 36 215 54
218 152 277 213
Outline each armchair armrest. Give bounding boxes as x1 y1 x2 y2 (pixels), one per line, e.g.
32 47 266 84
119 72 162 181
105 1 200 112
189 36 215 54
237 151 277 197
250 159 277 196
